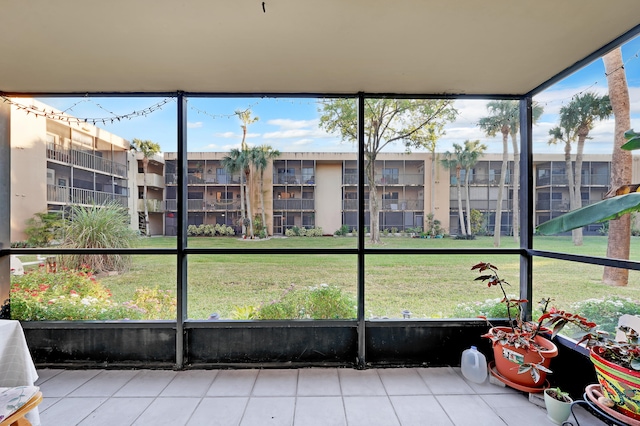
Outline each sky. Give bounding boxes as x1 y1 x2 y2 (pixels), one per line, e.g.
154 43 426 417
36 35 640 157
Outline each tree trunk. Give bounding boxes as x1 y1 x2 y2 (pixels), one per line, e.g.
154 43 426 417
240 172 246 235
245 169 254 237
493 129 509 247
430 152 436 217
260 171 267 236
367 159 381 243
464 167 472 236
455 167 466 236
603 47 631 286
142 157 150 236
572 132 587 246
510 132 520 243
563 140 577 244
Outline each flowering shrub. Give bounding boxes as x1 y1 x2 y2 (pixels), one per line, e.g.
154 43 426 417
187 224 235 237
257 284 356 319
567 296 640 336
123 286 176 320
9 266 176 321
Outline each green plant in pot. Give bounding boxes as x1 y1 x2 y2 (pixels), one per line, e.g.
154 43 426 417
471 262 557 390
544 387 573 425
541 309 640 421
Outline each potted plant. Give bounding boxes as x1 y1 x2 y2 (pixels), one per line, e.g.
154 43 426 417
544 387 573 425
542 309 640 421
471 262 557 390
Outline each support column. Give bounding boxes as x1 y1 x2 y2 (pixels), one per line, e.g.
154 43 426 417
0 100 10 318
519 96 534 321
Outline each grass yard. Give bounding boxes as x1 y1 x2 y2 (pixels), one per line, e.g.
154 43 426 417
95 235 640 320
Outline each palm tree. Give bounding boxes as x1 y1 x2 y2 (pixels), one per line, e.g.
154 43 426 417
549 93 612 246
221 148 248 235
460 140 487 236
478 101 543 246
235 109 259 238
251 145 281 236
130 138 161 236
603 48 632 286
477 101 514 246
442 144 466 237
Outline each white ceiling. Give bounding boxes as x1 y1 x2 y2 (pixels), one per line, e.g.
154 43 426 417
2 0 639 96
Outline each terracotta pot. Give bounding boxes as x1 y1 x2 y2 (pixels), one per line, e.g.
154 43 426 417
490 326 558 388
590 350 640 421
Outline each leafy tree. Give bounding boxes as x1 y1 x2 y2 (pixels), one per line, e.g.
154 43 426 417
548 92 611 246
603 48 632 286
478 100 543 246
251 145 281 235
319 98 457 243
130 138 161 236
24 211 64 247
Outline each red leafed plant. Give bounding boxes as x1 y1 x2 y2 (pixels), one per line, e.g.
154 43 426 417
472 261 640 373
471 262 555 382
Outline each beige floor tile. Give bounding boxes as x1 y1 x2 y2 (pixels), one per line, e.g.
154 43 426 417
113 370 177 397
240 396 295 426
294 396 346 426
77 397 154 426
207 369 259 397
338 369 386 396
186 397 248 426
161 370 218 397
297 368 341 396
390 395 455 426
378 368 432 395
252 369 298 396
343 396 400 426
132 397 201 426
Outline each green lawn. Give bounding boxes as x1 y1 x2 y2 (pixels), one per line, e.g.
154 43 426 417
94 235 640 320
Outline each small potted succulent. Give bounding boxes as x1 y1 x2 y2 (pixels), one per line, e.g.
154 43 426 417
471 262 557 389
544 387 573 425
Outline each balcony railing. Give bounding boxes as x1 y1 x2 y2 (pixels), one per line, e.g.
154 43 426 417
47 184 128 207
165 173 242 185
274 174 316 185
535 200 570 211
136 173 165 189
137 199 164 213
537 173 610 187
342 199 423 211
342 174 424 186
273 199 315 210
46 144 127 177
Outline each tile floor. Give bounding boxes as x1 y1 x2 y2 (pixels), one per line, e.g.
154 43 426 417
34 367 607 426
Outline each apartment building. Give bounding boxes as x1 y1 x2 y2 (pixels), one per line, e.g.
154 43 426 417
162 152 446 236
10 99 139 242
10 100 640 240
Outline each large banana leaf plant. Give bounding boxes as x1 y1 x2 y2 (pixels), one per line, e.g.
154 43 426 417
536 130 640 235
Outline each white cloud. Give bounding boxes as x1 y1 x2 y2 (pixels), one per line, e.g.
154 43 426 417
187 121 203 128
215 131 237 138
293 139 314 146
268 118 319 129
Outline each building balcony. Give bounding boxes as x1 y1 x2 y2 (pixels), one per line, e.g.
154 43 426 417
342 199 424 211
47 184 128 207
164 173 242 185
136 173 165 189
273 199 315 210
273 174 316 185
137 198 164 213
342 173 424 186
46 143 128 178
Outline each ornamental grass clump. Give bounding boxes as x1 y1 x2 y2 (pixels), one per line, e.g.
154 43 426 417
61 202 138 273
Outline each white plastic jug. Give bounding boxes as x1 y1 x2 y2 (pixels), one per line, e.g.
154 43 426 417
461 346 488 384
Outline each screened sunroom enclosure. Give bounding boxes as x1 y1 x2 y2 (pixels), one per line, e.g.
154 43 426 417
2 0 640 399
